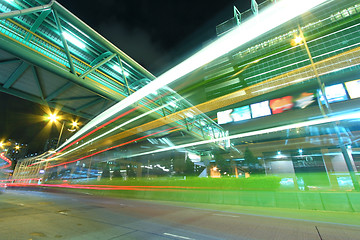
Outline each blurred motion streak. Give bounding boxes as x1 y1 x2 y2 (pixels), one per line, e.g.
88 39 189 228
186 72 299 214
59 0 328 152
0 153 12 169
39 44 360 168
130 111 360 158
46 126 179 168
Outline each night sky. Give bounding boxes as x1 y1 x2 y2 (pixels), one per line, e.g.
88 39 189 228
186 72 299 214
0 0 251 153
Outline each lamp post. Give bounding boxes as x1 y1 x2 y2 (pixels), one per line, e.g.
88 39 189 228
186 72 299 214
294 27 360 191
47 113 79 150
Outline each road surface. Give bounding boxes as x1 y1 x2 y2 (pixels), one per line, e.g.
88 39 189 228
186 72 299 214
0 189 360 239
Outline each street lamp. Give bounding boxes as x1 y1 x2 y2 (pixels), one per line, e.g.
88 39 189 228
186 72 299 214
293 27 360 191
46 112 80 149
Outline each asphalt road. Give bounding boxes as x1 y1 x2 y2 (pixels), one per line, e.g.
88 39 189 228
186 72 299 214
1 189 360 240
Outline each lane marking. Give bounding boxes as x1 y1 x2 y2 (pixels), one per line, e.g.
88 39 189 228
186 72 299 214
163 232 194 240
213 213 239 218
315 226 323 240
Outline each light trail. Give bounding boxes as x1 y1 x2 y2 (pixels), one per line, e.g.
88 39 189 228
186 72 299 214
46 126 178 168
31 44 360 168
0 153 12 169
3 182 207 191
0 178 42 182
60 0 328 153
34 102 176 166
129 111 360 158
54 106 140 153
29 0 330 169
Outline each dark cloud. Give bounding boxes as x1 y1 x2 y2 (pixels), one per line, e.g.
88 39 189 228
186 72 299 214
1 0 253 151
57 0 244 73
97 18 167 73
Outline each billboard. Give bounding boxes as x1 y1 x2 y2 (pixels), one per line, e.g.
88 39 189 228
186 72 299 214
217 109 233 124
318 83 348 103
270 96 293 114
217 106 251 125
231 105 251 122
250 101 271 118
345 79 360 99
294 92 316 109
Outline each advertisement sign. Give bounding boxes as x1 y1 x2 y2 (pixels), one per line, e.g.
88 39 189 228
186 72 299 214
319 83 348 103
345 79 360 99
217 109 233 124
250 101 271 118
270 96 293 114
231 105 251 122
294 92 316 109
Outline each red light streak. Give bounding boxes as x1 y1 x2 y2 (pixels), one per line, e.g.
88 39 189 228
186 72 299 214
29 90 180 168
3 182 205 191
0 178 42 182
29 107 143 167
0 153 12 169
54 90 171 154
47 127 177 168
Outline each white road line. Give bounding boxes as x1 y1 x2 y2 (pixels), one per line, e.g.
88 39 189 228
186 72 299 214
213 213 239 218
163 232 194 240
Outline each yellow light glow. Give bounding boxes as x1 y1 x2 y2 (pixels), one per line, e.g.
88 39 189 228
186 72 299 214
15 145 20 150
130 111 360 158
63 0 328 149
71 121 78 127
212 167 218 171
294 36 303 44
0 142 3 148
48 113 59 123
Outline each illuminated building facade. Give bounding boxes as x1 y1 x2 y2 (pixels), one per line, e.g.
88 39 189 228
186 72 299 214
174 0 360 190
3 0 360 193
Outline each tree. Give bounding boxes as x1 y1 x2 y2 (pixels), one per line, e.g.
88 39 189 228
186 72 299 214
244 147 264 174
126 165 136 178
102 164 110 178
214 152 231 175
244 147 257 165
184 159 195 176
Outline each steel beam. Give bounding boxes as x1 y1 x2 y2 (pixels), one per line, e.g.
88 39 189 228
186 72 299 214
76 98 104 112
0 33 123 102
52 2 155 81
96 100 114 116
0 85 92 119
3 61 29 89
116 55 131 96
0 0 54 20
31 66 45 100
0 59 20 65
55 96 100 102
80 52 117 78
52 9 76 74
24 10 52 42
46 82 73 101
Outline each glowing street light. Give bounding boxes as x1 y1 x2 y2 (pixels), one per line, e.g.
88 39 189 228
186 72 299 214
293 27 360 191
48 113 59 123
46 112 80 149
292 35 303 45
15 145 20 151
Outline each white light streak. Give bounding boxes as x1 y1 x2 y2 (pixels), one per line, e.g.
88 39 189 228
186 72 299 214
130 111 360 158
112 65 129 77
51 102 173 161
59 0 329 151
63 32 86 49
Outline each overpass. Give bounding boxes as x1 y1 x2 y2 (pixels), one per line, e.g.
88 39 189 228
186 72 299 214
2 0 360 191
0 0 227 175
